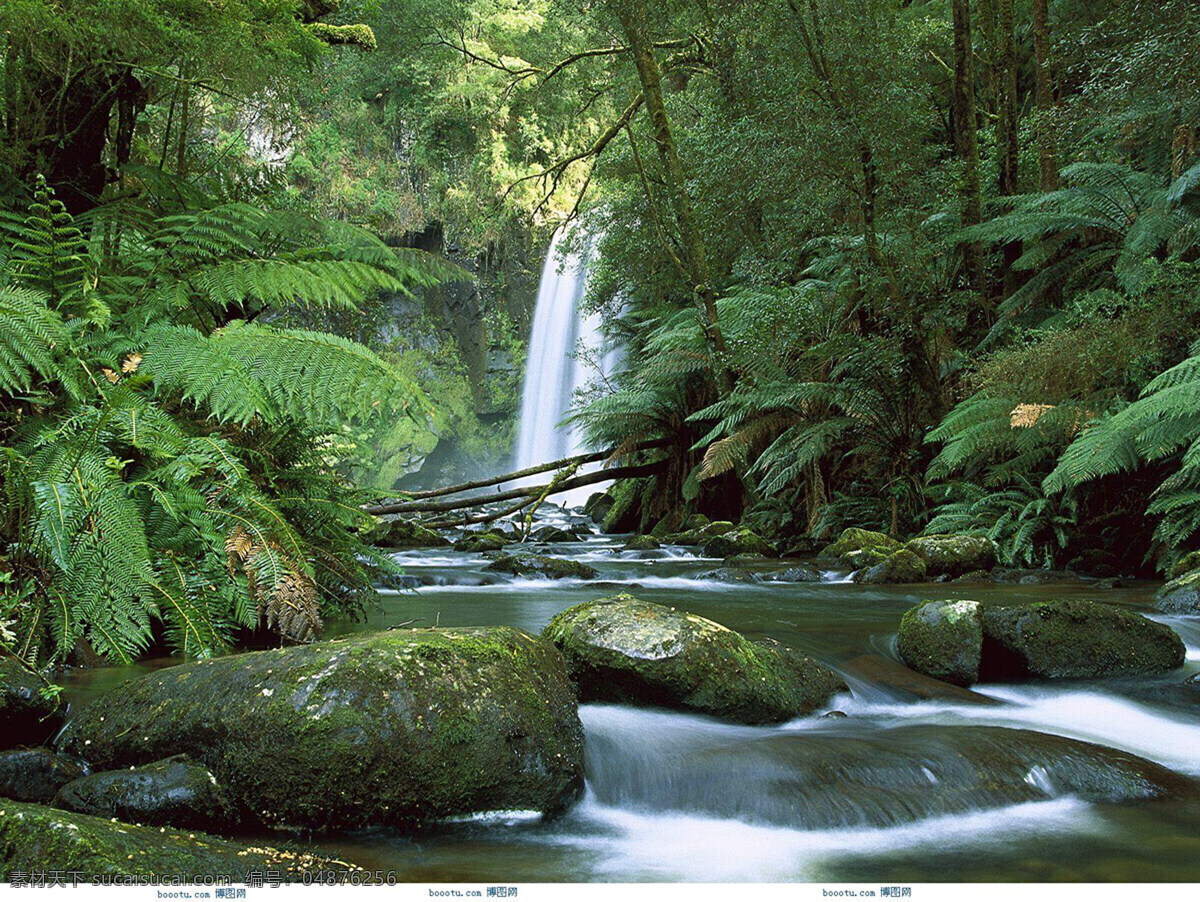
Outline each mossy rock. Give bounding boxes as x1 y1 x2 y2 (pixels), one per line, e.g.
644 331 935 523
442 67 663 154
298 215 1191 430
817 528 903 569
857 549 929 585
979 600 1185 680
701 527 774 558
682 513 711 531
897 600 984 687
622 535 661 551
765 566 821 583
0 658 61 749
454 531 508 553
905 534 997 578
696 568 763 584
897 598 1185 686
483 553 598 580
0 801 355 881
57 628 584 832
531 526 580 544
0 748 85 804
1156 569 1200 614
542 595 846 724
583 491 615 524
1168 551 1200 580
368 518 450 549
669 520 735 546
54 756 236 831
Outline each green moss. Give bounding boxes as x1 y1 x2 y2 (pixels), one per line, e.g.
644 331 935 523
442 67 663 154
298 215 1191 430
702 527 774 558
897 600 983 686
905 535 997 578
1157 568 1200 614
818 528 903 569
543 595 846 724
0 801 355 880
483 553 597 580
857 549 928 584
58 628 584 831
454 531 508 552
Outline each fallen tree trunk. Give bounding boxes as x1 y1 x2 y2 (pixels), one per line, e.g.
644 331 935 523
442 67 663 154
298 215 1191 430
398 438 669 502
365 460 665 517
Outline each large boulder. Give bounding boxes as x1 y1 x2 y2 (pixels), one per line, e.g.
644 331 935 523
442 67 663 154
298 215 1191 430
897 599 1185 686
1157 569 1200 614
856 549 928 585
702 527 774 558
817 528 903 569
57 628 584 832
531 526 580 544
621 535 661 552
483 553 597 580
0 658 62 748
979 600 1185 680
897 600 984 686
0 749 86 803
542 595 846 724
54 756 236 831
766 565 821 583
368 518 450 549
669 520 735 546
0 801 354 881
583 491 615 525
906 534 997 579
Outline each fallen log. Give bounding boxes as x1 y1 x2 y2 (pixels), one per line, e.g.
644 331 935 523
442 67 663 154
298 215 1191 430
399 438 669 502
365 460 665 517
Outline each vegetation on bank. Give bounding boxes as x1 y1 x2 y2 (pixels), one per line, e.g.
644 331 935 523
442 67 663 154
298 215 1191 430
2 0 1200 666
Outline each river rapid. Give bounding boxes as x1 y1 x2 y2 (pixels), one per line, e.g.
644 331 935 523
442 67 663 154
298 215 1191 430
60 513 1200 882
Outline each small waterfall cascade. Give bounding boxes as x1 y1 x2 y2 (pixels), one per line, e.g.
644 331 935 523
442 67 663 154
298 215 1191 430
512 227 617 507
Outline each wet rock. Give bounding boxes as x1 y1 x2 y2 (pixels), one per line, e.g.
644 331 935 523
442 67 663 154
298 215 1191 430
57 628 585 832
905 535 996 579
952 569 992 583
669 520 735 546
1157 569 1200 614
368 518 449 549
763 565 820 583
622 535 661 551
583 491 615 525
0 800 355 881
979 600 1185 680
54 756 236 830
0 658 62 749
583 714 1196 831
543 595 846 724
856 549 928 585
840 654 999 706
531 526 580 544
0 748 86 803
821 710 849 719
817 528 903 569
898 599 1186 686
897 600 984 687
702 527 774 558
993 568 1075 583
454 531 508 553
1093 577 1125 590
1169 551 1200 579
695 568 763 584
483 553 598 580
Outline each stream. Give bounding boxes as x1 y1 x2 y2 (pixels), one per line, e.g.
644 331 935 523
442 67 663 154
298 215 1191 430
58 510 1200 883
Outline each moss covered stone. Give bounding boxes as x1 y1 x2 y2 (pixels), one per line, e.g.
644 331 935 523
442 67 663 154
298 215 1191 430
1156 569 1200 614
454 531 508 553
669 520 735 546
905 534 997 578
857 549 929 585
531 526 579 543
368 518 450 549
483 553 597 580
622 535 661 551
0 748 85 803
0 658 61 749
898 598 1185 686
54 756 236 831
0 801 356 881
542 595 846 724
57 628 584 832
897 600 983 686
979 600 1185 680
817 528 903 569
702 527 774 558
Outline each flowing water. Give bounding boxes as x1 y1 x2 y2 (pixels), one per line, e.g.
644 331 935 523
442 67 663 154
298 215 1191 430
60 519 1200 882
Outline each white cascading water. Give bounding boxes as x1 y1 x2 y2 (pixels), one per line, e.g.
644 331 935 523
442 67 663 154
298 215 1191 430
513 227 617 507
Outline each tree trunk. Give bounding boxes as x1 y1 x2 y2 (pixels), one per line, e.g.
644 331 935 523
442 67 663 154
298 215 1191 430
952 0 983 292
1032 0 1059 191
613 0 733 392
997 0 1021 296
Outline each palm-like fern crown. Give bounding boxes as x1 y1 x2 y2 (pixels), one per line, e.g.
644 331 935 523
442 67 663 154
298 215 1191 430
0 178 449 662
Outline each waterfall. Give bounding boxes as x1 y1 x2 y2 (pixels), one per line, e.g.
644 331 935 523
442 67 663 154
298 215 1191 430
512 227 616 507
